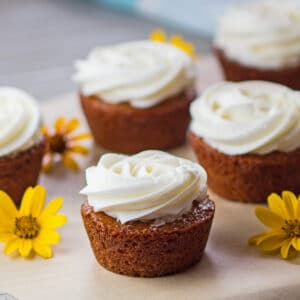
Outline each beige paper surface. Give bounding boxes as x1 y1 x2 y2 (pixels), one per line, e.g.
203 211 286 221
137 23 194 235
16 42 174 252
0 57 299 300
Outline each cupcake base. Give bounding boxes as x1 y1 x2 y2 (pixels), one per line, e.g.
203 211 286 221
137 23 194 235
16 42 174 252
81 197 215 277
80 89 196 154
189 132 300 203
0 140 45 206
215 47 300 90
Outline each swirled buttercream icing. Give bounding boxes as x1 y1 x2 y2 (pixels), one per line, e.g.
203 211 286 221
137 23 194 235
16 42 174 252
73 41 194 108
0 87 41 157
80 150 207 224
190 81 300 155
214 0 300 68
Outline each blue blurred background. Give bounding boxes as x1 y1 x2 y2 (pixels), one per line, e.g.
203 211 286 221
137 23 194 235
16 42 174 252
0 0 246 101
97 0 248 36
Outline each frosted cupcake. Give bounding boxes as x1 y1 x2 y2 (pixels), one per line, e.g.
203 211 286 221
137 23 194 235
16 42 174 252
189 81 300 203
73 41 196 153
80 150 215 277
0 87 45 205
214 0 300 89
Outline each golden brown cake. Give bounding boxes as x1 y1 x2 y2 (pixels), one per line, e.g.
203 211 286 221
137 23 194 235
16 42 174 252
0 141 45 206
0 87 45 205
73 41 196 153
189 81 300 203
214 1 300 89
189 133 300 203
81 197 215 277
80 150 214 277
215 48 300 90
80 89 195 153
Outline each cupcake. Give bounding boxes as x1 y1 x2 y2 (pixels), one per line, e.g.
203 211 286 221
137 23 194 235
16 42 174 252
0 87 45 205
73 41 196 153
80 150 215 277
189 81 300 203
214 0 300 90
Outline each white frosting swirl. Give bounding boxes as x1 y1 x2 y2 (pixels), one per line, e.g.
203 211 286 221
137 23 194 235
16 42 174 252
0 87 41 157
214 0 300 68
80 150 207 224
73 41 194 108
190 81 300 155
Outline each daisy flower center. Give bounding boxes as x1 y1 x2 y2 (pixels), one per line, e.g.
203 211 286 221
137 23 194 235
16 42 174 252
15 215 40 239
282 219 300 238
49 134 66 154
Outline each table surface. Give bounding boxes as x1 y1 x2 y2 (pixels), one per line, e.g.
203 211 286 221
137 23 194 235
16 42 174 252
0 0 210 101
0 57 300 300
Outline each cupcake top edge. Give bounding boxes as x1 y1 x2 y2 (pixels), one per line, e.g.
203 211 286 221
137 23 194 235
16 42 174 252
72 40 195 109
0 87 42 157
190 80 300 156
80 150 207 224
214 0 300 69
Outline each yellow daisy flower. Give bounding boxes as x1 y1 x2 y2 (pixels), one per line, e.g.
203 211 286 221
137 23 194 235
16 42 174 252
41 117 91 172
150 29 199 60
150 29 166 42
0 185 67 259
249 191 300 259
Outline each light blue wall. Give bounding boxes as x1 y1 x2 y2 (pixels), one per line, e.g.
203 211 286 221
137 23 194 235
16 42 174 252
96 0 250 36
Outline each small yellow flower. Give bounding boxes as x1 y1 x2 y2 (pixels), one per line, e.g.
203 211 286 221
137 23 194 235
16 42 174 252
149 29 199 60
150 29 166 42
249 191 300 259
0 185 67 259
41 117 91 172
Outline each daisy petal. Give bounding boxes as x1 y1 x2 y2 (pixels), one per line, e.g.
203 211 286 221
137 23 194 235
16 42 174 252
41 214 67 229
38 229 60 245
255 207 284 229
0 219 14 233
267 193 287 219
292 238 300 251
42 155 54 173
150 29 166 42
0 191 17 219
19 187 34 216
40 126 49 136
248 231 271 245
0 233 15 242
31 186 46 218
0 213 14 230
170 34 184 46
69 133 91 141
4 237 19 255
66 118 79 134
19 239 32 257
280 238 293 259
68 145 89 155
282 191 298 219
62 154 79 171
55 117 66 133
33 240 52 258
39 197 64 219
258 234 286 252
